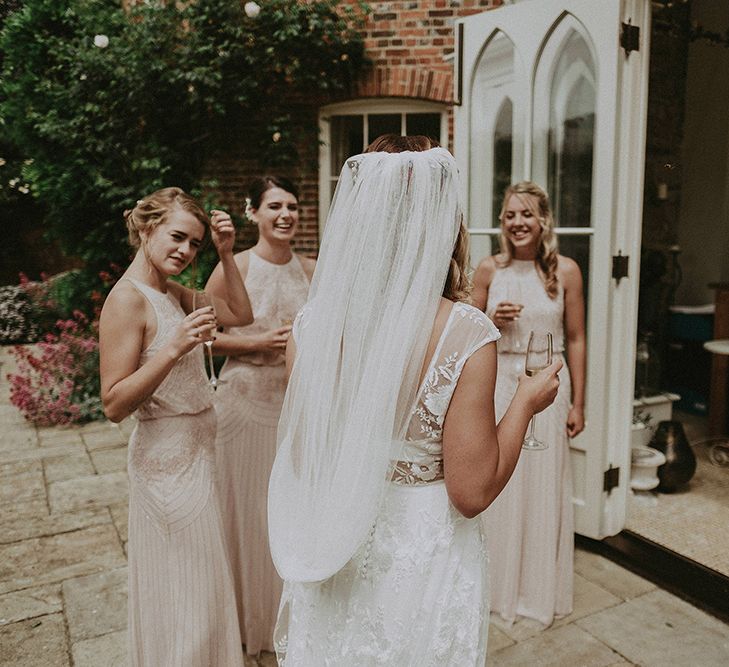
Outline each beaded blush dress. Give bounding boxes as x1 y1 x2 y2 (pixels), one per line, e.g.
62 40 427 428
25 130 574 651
124 278 243 667
274 302 500 666
213 251 310 655
481 259 574 627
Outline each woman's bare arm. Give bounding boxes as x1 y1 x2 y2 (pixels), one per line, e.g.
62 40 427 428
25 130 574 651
559 256 586 437
443 344 562 517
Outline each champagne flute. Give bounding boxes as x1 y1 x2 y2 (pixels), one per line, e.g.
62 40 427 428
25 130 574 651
192 290 219 389
522 331 553 451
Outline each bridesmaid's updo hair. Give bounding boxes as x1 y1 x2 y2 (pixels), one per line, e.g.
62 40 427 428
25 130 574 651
497 181 560 299
247 175 300 209
124 187 210 249
363 134 472 303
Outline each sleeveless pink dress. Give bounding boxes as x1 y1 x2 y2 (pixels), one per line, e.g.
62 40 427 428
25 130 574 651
482 259 574 626
213 251 310 655
124 278 243 666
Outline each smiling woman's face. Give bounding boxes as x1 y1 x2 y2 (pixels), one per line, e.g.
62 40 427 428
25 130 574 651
251 186 299 243
142 208 206 276
501 193 542 254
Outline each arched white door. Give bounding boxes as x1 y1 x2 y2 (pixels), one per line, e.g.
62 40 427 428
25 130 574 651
455 0 652 539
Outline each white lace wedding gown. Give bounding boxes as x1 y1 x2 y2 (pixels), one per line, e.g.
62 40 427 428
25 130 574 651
274 302 500 666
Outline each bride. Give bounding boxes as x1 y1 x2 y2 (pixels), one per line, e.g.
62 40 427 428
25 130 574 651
267 135 561 665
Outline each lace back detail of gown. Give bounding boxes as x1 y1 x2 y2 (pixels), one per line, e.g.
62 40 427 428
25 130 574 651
275 302 500 666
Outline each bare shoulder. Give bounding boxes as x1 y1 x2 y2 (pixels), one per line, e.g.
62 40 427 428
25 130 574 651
557 254 582 286
297 254 317 282
473 254 498 283
101 279 143 316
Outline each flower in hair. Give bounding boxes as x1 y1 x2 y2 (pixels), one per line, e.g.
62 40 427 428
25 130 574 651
136 199 144 206
244 197 254 222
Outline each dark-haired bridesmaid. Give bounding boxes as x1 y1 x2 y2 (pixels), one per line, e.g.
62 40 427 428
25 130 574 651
206 176 315 656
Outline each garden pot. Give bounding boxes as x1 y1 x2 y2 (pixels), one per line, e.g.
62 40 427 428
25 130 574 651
649 420 697 492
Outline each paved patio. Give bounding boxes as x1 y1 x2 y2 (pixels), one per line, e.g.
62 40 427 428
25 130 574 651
1 347 729 666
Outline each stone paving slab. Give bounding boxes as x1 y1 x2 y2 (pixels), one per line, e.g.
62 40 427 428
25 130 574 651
0 583 62 626
0 441 86 465
574 546 656 601
0 506 110 545
0 524 125 594
82 427 128 451
0 430 37 451
577 589 729 667
489 622 625 666
63 567 127 642
0 613 70 667
43 451 95 483
72 629 127 667
48 470 128 513
108 502 129 544
90 445 128 474
0 461 45 506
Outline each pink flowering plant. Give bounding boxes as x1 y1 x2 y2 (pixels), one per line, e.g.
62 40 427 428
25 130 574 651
8 310 103 426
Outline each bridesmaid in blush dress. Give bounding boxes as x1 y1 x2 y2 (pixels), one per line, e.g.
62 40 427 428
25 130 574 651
99 188 253 666
472 181 587 628
206 176 314 657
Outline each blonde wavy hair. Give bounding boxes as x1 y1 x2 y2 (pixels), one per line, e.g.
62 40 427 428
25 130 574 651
497 181 559 299
365 134 472 302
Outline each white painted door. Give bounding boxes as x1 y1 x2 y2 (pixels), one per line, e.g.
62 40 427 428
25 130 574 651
454 0 652 538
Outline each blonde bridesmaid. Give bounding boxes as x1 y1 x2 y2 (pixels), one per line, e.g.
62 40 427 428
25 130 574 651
99 188 253 665
472 181 586 627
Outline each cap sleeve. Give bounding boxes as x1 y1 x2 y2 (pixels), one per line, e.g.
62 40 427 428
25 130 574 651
451 302 501 361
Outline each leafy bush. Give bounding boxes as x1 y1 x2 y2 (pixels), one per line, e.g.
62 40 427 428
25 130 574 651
0 0 368 273
8 311 103 425
0 284 40 343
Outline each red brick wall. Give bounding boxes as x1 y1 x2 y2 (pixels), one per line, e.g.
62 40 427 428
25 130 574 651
356 0 501 102
210 1 502 257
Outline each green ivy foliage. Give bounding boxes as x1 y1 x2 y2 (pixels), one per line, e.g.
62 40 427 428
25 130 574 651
0 0 368 271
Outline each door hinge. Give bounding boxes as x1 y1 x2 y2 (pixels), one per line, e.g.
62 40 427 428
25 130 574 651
621 21 640 55
612 251 629 284
604 466 621 494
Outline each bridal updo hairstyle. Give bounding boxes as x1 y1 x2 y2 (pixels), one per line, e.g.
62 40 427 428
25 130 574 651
124 187 210 249
364 134 471 303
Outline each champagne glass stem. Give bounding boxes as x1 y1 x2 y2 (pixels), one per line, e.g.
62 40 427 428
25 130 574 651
527 414 536 441
204 341 218 388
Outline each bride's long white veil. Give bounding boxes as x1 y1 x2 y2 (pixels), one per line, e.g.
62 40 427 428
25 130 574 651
268 147 463 582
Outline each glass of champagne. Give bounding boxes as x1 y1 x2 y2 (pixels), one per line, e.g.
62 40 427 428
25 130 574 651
522 331 553 450
192 290 219 389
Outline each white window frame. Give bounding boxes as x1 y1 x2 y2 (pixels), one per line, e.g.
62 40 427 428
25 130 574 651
318 99 448 231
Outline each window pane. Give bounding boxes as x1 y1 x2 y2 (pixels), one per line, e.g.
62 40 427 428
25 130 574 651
330 115 363 174
406 113 441 141
492 99 513 228
367 114 401 143
558 235 590 316
547 30 596 227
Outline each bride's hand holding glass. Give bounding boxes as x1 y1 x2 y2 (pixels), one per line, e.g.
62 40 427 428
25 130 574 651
518 333 561 450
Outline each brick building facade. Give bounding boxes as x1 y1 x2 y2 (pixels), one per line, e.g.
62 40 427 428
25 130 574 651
212 0 687 272
216 0 503 256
